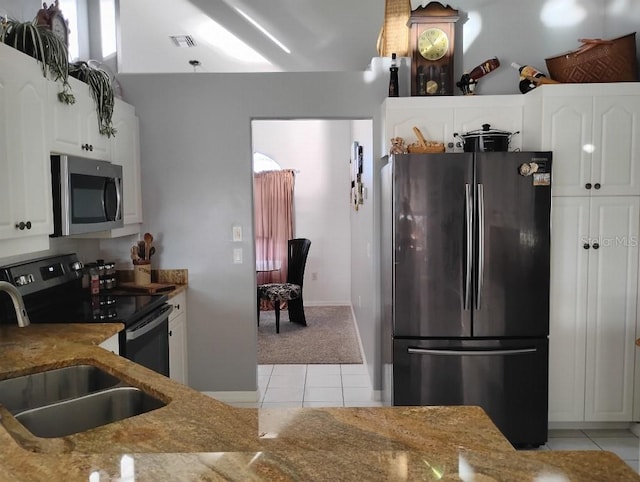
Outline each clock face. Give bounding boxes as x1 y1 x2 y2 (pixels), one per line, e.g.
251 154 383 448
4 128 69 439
418 27 449 61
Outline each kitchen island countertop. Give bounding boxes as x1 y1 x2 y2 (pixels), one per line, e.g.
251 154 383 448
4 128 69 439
0 324 638 481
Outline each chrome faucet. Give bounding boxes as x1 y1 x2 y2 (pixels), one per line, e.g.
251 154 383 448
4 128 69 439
0 281 30 327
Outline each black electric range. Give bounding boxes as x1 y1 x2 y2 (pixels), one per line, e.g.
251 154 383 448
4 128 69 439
0 253 172 377
0 253 166 327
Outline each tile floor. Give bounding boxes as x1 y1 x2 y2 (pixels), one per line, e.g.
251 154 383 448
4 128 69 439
539 428 639 472
227 363 640 473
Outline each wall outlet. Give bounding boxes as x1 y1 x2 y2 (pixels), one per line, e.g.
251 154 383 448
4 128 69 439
233 248 243 264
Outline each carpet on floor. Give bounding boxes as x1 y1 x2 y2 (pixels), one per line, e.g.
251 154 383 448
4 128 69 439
257 305 363 364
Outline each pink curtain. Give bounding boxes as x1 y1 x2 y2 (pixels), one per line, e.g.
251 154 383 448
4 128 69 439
254 170 295 288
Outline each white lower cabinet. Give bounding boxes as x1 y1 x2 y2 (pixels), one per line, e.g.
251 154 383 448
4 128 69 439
99 333 120 355
168 292 188 385
549 196 639 422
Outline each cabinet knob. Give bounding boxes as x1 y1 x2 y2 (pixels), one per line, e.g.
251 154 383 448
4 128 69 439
594 183 601 190
175 304 180 310
585 183 592 189
583 243 590 249
169 330 173 337
592 243 600 249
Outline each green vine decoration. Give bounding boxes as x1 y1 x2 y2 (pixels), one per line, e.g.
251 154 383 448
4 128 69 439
69 61 116 137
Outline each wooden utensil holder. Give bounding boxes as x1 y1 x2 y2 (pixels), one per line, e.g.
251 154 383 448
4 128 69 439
133 261 151 285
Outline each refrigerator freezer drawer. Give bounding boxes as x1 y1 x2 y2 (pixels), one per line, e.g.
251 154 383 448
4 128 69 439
392 338 548 447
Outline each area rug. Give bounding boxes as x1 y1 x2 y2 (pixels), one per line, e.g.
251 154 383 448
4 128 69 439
257 305 363 364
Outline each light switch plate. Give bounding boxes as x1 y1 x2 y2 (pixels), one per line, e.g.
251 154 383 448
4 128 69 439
232 225 242 242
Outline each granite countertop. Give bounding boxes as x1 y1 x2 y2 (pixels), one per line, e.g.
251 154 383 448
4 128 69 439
1 325 638 481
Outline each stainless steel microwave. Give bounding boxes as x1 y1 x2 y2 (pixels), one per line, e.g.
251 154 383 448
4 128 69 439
51 155 123 236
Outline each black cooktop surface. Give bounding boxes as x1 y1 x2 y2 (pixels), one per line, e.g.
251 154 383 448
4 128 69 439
23 293 167 327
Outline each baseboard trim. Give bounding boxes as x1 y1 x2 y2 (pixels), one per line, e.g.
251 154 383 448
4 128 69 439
306 301 352 307
202 390 259 403
549 421 634 430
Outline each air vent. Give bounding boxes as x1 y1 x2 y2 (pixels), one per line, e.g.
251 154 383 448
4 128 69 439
170 35 197 48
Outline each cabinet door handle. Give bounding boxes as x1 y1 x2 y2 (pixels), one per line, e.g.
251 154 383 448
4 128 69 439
169 330 173 336
583 243 590 249
585 183 592 189
592 243 600 249
594 183 601 190
14 221 31 230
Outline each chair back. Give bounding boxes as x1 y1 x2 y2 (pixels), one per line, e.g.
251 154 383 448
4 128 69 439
287 238 311 287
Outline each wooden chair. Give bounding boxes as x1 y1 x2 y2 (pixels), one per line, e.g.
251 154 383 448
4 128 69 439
257 238 311 333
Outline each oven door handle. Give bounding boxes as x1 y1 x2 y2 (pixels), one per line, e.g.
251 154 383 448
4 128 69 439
126 304 173 341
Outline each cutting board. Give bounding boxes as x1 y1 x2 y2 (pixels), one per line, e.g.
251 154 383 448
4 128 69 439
117 282 176 294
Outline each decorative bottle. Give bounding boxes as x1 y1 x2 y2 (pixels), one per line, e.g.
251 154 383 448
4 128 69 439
468 57 501 81
389 53 399 97
511 62 547 93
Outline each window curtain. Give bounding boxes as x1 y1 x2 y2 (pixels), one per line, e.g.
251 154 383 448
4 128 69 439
254 170 295 290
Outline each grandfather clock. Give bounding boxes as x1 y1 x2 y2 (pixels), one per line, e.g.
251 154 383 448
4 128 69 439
408 2 459 96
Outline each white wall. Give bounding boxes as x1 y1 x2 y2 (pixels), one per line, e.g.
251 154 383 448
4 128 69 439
252 120 352 305
117 71 387 393
349 119 376 378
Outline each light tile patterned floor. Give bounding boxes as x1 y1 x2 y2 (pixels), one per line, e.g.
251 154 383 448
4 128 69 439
231 363 381 409
538 428 640 472
228 364 640 473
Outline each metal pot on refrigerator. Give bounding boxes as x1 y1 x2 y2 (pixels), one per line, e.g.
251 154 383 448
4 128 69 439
454 124 519 152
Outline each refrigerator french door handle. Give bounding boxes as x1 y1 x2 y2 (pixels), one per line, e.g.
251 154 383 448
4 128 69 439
464 183 473 310
407 347 537 356
476 183 485 310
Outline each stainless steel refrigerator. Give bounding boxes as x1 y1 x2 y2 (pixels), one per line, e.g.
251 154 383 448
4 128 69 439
381 151 552 447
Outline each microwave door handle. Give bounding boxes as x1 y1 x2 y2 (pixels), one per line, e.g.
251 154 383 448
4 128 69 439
103 178 122 221
115 177 123 221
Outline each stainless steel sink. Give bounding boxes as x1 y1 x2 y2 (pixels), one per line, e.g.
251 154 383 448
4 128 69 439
0 365 120 414
15 386 165 438
0 364 166 438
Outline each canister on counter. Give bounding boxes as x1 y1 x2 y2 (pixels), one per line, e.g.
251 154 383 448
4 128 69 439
133 260 151 285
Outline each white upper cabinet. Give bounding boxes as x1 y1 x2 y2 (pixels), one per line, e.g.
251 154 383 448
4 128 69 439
0 43 142 256
111 100 143 226
527 83 640 197
382 95 524 154
592 96 640 196
48 76 111 160
0 44 53 254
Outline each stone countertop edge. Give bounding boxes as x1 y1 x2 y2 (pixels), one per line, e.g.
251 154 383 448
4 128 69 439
0 327 638 480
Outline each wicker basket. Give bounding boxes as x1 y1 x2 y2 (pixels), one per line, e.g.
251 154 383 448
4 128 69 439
545 32 638 83
407 142 446 154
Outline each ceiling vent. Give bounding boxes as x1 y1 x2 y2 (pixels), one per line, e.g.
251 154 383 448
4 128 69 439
170 35 197 48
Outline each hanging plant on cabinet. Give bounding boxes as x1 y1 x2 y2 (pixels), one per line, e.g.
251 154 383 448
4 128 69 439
69 61 117 137
0 17 75 104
